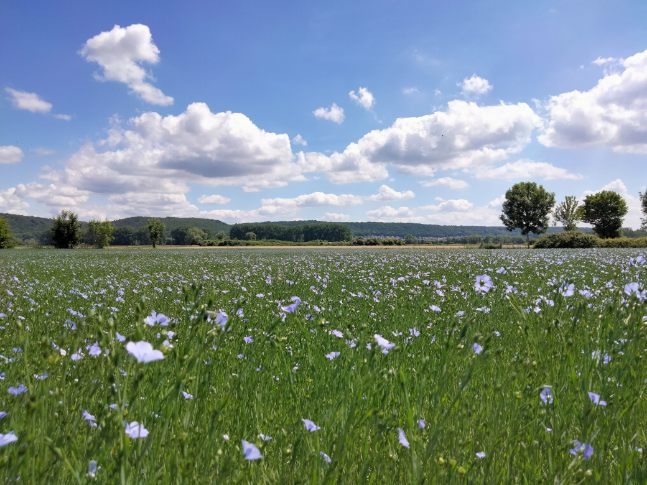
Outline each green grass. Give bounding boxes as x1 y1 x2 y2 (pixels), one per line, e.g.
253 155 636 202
0 248 645 483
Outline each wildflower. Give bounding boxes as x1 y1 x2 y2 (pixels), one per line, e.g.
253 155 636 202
243 336 254 344
560 283 575 297
588 392 607 407
429 305 441 313
539 387 553 405
125 421 149 439
496 267 507 274
472 343 483 355
144 311 170 326
0 432 18 447
242 440 262 460
87 460 98 478
8 384 27 396
87 342 102 357
302 419 320 432
215 310 228 327
330 329 344 338
474 275 493 294
320 451 332 464
71 350 84 361
259 433 272 441
398 428 410 448
325 351 340 360
181 391 193 400
82 410 98 427
281 296 302 313
115 332 126 343
570 440 594 460
475 451 486 459
409 328 420 337
125 341 164 363
0 412 7 419
374 334 395 354
417 418 426 429
591 350 611 365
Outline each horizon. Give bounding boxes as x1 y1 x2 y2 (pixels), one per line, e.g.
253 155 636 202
1 2 646 228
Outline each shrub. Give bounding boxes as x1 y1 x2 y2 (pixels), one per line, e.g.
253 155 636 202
533 232 599 248
597 237 647 248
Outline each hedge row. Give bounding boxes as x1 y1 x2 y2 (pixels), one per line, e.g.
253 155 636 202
533 232 647 248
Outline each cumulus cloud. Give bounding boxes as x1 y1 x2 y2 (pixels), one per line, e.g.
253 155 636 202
475 160 582 180
539 48 647 153
422 198 474 212
80 24 173 106
370 184 415 201
402 86 420 96
0 145 23 164
260 192 363 214
5 88 52 113
308 100 540 183
460 75 492 97
348 86 375 110
323 212 349 222
292 134 308 146
421 177 469 189
366 205 414 220
0 186 30 214
199 194 230 205
313 103 345 123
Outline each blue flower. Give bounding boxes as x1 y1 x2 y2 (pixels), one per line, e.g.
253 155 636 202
539 387 553 405
242 440 262 460
570 440 593 460
302 418 320 432
398 428 410 448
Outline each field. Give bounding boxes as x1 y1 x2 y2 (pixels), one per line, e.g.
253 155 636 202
0 248 645 483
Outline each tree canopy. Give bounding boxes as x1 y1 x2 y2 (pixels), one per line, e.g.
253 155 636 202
52 210 81 249
147 218 165 248
86 220 114 248
581 191 628 238
0 217 13 248
500 182 555 247
553 196 581 232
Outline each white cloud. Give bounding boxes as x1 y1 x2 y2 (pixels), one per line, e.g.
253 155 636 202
53 113 72 121
5 88 52 113
310 100 540 183
80 24 173 106
475 160 582 180
370 184 415 201
313 103 345 124
260 192 363 214
292 134 308 146
422 198 474 212
540 48 647 153
366 205 414 220
402 86 420 96
460 75 492 97
323 212 349 222
0 186 30 214
348 86 375 110
32 148 55 156
199 194 231 205
0 145 23 164
421 177 469 189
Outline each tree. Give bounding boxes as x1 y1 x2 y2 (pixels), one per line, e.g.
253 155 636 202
640 191 647 229
51 210 81 249
500 182 555 247
553 196 581 231
580 191 628 238
0 217 14 248
86 220 114 248
147 218 165 248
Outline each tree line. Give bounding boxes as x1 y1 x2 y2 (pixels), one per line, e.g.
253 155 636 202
229 222 352 242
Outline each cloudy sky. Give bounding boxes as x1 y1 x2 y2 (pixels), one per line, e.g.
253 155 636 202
1 1 645 227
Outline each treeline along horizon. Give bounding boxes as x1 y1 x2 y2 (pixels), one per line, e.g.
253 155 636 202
229 222 352 242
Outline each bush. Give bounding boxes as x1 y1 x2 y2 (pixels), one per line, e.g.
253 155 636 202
533 232 599 248
597 237 647 248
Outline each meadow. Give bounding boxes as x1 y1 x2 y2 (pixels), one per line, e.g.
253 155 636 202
0 248 645 483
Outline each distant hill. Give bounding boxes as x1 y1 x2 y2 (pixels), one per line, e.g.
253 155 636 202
0 212 609 245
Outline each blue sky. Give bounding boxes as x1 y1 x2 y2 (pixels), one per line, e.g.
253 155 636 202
1 1 646 227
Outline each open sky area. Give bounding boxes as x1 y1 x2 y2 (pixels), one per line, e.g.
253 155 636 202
1 1 646 227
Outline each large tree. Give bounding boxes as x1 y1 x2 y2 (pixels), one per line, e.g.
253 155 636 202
147 218 165 248
640 191 647 229
581 191 628 238
500 182 555 247
0 217 13 248
52 210 81 249
86 220 114 248
553 195 581 231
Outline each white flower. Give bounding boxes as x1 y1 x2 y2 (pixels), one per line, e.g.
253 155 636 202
125 421 149 439
125 341 164 363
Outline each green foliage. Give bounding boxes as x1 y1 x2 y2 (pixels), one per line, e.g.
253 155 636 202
553 195 581 231
85 220 114 248
245 231 257 241
0 217 14 248
640 191 647 229
146 218 165 248
533 231 599 248
596 237 647 248
500 182 555 246
581 190 628 238
230 222 352 242
51 210 81 249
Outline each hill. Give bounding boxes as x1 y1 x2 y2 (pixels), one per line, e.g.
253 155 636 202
113 217 229 236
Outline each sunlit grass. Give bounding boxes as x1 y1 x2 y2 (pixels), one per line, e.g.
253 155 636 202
0 248 645 482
